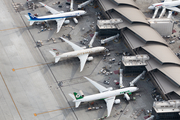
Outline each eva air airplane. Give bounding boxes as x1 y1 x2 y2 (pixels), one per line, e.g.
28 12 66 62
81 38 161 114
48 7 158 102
69 77 139 117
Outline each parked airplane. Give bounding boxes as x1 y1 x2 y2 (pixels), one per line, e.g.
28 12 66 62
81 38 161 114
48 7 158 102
148 0 180 12
25 2 86 33
69 77 139 117
49 37 106 72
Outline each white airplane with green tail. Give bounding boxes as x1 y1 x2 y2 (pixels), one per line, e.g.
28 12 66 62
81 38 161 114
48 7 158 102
69 77 139 117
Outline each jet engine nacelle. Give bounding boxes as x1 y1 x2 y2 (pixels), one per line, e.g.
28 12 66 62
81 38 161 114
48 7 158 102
87 56 93 61
73 18 78 24
107 87 113 91
124 93 130 101
64 20 70 24
81 46 87 49
114 99 120 104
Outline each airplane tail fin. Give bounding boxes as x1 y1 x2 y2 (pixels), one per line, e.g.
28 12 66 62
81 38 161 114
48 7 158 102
73 92 84 100
27 13 37 25
49 50 61 63
28 13 37 20
69 93 82 108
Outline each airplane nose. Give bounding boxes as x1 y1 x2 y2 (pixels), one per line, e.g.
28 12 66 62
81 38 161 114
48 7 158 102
136 88 139 91
148 6 153 10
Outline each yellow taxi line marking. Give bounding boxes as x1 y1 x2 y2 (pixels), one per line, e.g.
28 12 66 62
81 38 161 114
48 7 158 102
12 62 53 71
34 106 74 116
0 26 29 32
0 72 23 120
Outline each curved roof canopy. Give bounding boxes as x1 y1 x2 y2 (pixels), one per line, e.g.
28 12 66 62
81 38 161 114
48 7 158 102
142 44 180 65
111 0 139 9
128 24 167 46
158 65 180 86
151 70 180 95
99 0 116 11
122 29 145 49
98 0 148 24
113 6 148 24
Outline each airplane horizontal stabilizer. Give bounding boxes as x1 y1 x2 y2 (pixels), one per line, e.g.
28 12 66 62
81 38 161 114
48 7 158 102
69 93 82 108
49 50 61 63
30 21 35 26
24 15 30 20
49 51 56 57
55 57 60 63
69 93 76 100
75 101 81 108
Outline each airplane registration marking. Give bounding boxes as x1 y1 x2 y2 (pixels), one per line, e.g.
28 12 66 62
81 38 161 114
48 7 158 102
120 90 130 94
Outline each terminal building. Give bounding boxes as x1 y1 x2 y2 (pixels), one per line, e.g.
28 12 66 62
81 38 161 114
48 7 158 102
152 100 180 120
93 0 180 101
121 54 149 74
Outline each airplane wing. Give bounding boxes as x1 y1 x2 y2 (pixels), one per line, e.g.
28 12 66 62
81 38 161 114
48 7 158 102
56 18 65 33
84 77 108 93
60 37 83 51
78 54 89 72
166 7 180 12
39 2 60 14
164 0 172 2
104 96 116 117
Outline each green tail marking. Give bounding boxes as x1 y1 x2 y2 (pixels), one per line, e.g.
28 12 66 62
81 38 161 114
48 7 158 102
73 92 83 100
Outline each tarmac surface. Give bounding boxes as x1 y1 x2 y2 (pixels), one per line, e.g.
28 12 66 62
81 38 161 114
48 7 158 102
0 0 155 120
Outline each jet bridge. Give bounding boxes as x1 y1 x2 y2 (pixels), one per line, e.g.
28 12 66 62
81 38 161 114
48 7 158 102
129 71 146 87
119 69 124 88
152 7 159 19
78 0 93 9
101 34 119 45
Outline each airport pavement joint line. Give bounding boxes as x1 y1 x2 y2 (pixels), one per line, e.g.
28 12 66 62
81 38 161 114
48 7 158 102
12 62 54 71
34 106 75 116
0 72 23 120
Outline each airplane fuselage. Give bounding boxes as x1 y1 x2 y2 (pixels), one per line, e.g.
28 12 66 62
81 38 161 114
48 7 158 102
29 10 86 22
73 87 138 103
57 47 105 60
148 1 180 9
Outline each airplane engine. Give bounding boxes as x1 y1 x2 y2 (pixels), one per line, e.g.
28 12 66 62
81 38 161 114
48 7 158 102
114 99 120 104
81 46 87 49
73 18 78 24
87 56 93 61
64 20 70 24
124 93 130 101
107 87 113 91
